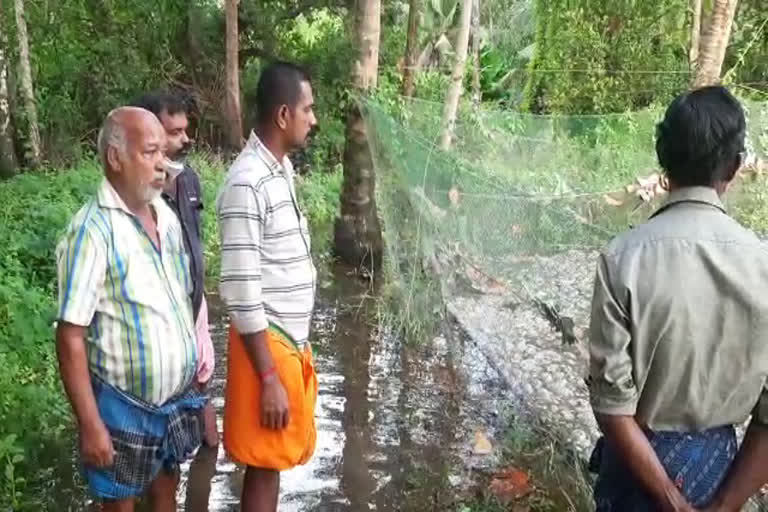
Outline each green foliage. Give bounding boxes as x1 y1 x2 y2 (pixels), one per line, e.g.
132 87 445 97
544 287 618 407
724 0 768 92
523 0 690 114
0 161 101 509
1 0 202 163
296 163 344 227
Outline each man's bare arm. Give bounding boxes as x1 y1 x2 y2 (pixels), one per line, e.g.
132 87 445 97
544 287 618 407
241 330 290 430
55 321 113 467
704 422 768 512
596 414 694 512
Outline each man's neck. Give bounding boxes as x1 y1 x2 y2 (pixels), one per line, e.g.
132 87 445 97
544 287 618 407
667 181 728 197
254 126 288 163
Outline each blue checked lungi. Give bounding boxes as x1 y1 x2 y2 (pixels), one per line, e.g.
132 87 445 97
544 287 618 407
84 375 208 500
589 425 737 510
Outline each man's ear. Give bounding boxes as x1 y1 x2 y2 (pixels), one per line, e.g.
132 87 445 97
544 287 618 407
723 153 743 183
276 105 289 130
107 145 123 173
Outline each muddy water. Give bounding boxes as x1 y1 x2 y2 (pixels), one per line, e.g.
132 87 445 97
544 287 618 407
173 264 509 511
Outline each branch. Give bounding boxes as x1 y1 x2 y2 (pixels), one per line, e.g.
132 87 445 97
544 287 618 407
240 46 276 61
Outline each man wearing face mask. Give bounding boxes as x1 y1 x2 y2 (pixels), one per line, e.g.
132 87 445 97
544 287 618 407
55 107 205 511
131 92 218 448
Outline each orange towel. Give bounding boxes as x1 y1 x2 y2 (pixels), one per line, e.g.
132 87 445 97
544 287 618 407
223 323 318 471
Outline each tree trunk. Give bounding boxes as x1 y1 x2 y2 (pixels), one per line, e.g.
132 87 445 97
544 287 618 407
692 0 739 88
401 0 420 97
225 0 243 150
0 8 18 178
689 0 703 71
13 0 41 168
0 43 17 178
334 0 383 274
470 0 481 106
438 0 473 150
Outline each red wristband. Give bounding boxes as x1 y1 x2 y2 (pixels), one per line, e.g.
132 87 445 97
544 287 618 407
260 366 277 380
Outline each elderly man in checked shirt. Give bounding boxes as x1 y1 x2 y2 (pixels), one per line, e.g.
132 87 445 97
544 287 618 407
216 61 319 512
55 107 205 512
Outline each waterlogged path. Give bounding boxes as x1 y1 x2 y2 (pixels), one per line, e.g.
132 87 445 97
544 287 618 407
172 264 509 511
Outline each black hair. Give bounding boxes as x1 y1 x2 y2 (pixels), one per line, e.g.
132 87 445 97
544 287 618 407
255 61 312 125
655 86 746 187
130 91 189 119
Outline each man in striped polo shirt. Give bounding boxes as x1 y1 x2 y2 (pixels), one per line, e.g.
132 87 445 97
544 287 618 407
216 61 318 511
55 107 205 511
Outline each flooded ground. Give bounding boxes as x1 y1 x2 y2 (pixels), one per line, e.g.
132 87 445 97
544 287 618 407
168 263 511 512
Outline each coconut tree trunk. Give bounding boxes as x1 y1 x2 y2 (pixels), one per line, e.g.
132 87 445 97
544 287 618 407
439 0 473 150
692 0 739 88
334 0 383 273
225 0 243 149
13 0 41 168
402 0 421 97
689 0 703 71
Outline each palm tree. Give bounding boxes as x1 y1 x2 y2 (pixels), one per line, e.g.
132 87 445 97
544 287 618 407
334 0 384 273
439 0 473 149
692 0 739 87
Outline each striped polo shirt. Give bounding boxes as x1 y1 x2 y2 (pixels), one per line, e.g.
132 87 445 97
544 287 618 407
56 178 198 405
216 131 317 345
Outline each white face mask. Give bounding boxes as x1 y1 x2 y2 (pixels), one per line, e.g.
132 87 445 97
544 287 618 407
164 158 185 180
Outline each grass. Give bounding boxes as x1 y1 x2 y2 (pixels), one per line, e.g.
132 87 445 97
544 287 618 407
456 410 594 512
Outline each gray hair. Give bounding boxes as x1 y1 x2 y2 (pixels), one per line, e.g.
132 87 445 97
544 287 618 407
97 108 128 170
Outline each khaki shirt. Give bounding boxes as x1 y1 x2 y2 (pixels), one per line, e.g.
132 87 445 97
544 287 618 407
588 186 768 431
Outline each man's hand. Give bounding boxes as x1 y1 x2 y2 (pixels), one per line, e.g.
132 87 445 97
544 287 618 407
698 421 768 512
79 418 115 468
261 376 290 430
56 322 114 467
595 414 696 512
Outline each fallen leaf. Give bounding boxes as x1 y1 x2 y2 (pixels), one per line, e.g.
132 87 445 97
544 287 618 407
488 467 533 504
473 430 493 455
603 194 624 207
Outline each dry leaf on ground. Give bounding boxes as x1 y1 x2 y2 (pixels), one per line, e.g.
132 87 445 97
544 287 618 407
488 467 533 504
473 430 493 455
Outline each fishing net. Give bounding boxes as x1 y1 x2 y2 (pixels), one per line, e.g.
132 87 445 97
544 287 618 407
362 94 768 337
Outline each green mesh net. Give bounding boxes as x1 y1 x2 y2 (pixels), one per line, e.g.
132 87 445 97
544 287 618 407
363 94 768 331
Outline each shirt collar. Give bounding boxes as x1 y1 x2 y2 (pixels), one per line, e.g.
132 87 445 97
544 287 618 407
650 186 726 219
246 130 293 177
96 177 170 240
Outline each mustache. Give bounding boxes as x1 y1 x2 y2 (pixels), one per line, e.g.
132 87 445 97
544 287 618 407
177 141 193 156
